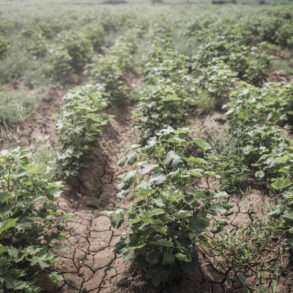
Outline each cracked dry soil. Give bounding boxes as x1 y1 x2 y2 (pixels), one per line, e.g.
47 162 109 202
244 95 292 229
53 104 139 293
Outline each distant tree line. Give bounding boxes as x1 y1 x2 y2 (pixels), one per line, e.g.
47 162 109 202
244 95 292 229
210 0 267 4
103 0 270 5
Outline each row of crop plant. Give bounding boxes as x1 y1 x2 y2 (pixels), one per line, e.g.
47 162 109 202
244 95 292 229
57 26 145 181
0 26 145 293
112 29 227 287
189 11 293 291
113 16 293 291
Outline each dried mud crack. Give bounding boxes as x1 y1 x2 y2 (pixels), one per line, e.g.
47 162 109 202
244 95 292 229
54 104 139 293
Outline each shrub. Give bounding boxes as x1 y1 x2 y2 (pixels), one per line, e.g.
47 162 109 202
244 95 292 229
245 16 281 44
57 85 109 179
91 55 129 102
110 32 140 71
62 33 93 73
101 15 122 33
217 81 293 195
195 60 237 110
137 83 190 140
212 137 250 194
215 77 293 264
137 43 197 139
49 49 73 82
216 124 290 192
90 28 142 102
50 33 93 82
227 82 293 130
84 24 105 52
144 46 188 85
0 148 64 292
115 128 216 287
196 38 270 86
36 22 65 40
205 217 286 291
26 32 47 58
277 22 293 49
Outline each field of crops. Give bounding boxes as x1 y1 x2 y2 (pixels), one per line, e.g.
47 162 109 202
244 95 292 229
0 0 292 292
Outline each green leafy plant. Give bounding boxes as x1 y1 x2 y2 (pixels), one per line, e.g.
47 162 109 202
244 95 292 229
91 55 129 102
57 85 109 179
216 77 293 264
115 128 218 287
62 33 93 73
275 190 293 263
84 24 105 52
211 136 250 193
0 88 42 128
204 217 286 292
90 28 143 102
194 60 237 110
50 32 93 82
0 148 64 292
49 48 73 82
137 84 190 140
137 40 199 140
244 14 293 49
277 22 293 48
195 37 270 86
26 32 47 58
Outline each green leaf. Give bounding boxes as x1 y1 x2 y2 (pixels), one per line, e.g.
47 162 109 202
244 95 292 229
193 138 211 151
120 170 136 189
110 209 125 228
151 239 173 248
164 151 182 168
148 208 165 217
49 272 63 285
150 174 167 186
126 152 138 165
175 252 191 263
7 247 19 259
283 211 293 223
271 177 292 191
255 170 265 179
139 163 158 175
0 218 17 234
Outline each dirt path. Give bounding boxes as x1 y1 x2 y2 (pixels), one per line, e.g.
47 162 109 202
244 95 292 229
54 104 140 293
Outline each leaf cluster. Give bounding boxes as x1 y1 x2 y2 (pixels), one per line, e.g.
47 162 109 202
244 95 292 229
115 127 216 286
0 148 64 292
57 85 109 179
